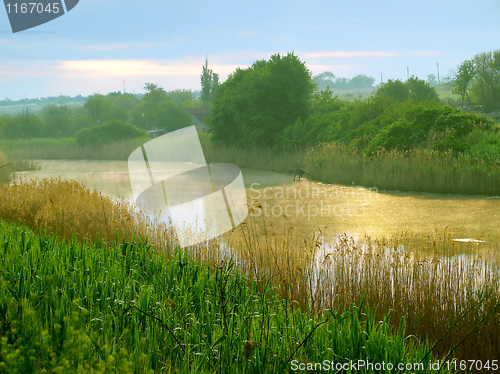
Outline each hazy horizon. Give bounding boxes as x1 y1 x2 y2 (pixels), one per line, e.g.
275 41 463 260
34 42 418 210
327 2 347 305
1 0 499 100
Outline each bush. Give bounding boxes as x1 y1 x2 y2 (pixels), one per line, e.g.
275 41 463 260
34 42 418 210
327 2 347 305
76 120 146 146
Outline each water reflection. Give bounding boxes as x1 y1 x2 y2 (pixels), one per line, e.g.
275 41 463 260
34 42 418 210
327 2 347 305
13 161 500 244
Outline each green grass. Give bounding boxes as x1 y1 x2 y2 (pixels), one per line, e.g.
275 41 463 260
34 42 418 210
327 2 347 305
0 222 450 373
304 143 500 195
199 134 306 173
0 137 150 161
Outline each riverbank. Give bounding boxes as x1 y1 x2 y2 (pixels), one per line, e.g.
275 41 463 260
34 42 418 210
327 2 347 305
200 136 500 196
3 134 499 196
0 137 149 161
0 220 450 373
0 178 499 366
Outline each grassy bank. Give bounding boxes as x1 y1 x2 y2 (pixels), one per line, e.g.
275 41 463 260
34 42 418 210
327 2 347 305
0 178 499 368
201 136 500 195
199 134 306 173
3 133 499 196
0 221 448 373
304 143 500 195
0 137 149 161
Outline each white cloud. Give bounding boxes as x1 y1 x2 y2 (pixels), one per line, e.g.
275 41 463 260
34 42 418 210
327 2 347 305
57 59 247 78
240 31 257 37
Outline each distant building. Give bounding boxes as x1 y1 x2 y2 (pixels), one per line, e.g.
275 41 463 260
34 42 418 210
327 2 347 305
184 107 212 133
147 129 166 138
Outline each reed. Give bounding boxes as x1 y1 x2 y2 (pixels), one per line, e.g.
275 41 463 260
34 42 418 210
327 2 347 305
200 134 306 173
0 178 498 368
0 137 149 161
0 150 9 184
223 213 500 363
304 143 500 196
0 222 447 373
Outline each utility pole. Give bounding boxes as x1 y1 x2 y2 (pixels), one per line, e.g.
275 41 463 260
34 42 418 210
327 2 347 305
123 80 126 94
380 72 383 84
407 66 410 80
436 61 440 85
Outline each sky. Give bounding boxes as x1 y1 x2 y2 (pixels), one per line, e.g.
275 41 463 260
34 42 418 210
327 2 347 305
0 0 499 100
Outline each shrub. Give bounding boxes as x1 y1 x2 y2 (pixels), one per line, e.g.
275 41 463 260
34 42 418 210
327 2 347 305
76 120 146 147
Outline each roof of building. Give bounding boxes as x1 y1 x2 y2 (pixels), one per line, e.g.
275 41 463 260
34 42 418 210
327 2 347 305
184 107 212 123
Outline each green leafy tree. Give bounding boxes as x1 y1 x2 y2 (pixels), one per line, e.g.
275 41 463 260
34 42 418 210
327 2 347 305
200 58 219 103
349 74 376 89
451 59 475 109
84 94 110 123
209 52 315 148
376 79 410 102
313 72 336 90
3 113 44 139
106 92 140 121
407 76 439 102
75 119 146 146
41 105 74 137
376 77 438 102
470 50 500 112
166 89 196 105
132 83 192 131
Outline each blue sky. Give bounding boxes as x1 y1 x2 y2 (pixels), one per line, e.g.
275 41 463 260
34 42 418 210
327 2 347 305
1 0 499 100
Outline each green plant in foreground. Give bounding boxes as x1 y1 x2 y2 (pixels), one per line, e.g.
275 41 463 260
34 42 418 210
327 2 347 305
0 222 451 373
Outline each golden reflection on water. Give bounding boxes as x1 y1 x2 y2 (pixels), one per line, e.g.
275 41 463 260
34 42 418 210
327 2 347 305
14 161 500 243
246 179 500 242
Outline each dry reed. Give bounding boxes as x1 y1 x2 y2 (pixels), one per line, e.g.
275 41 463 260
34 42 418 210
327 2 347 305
0 177 498 363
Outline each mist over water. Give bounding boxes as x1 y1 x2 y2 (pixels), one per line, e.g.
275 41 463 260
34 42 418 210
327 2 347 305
14 160 500 247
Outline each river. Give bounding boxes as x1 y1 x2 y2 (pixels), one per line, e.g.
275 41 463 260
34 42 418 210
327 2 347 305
13 160 500 246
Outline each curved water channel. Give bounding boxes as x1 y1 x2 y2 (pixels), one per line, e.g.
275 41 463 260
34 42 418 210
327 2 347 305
14 160 500 244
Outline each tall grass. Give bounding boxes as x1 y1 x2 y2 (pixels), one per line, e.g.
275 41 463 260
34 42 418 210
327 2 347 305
199 134 306 173
0 137 150 161
0 150 9 184
223 213 500 363
0 178 498 368
304 143 500 195
0 223 446 373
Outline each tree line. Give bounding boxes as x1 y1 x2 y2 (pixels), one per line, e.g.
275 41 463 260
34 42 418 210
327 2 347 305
208 51 498 159
0 85 203 145
451 50 500 112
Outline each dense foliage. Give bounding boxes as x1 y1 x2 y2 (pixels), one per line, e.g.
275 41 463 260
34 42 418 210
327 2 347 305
75 120 147 147
209 53 315 147
0 84 198 141
451 50 500 112
207 51 498 162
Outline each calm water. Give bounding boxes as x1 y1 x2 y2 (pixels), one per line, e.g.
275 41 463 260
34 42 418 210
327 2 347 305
14 160 500 242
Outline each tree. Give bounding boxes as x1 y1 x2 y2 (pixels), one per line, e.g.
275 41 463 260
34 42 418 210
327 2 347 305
166 89 195 105
3 113 44 139
75 120 146 146
427 74 438 87
132 83 192 131
313 72 336 90
209 52 315 147
200 58 219 103
41 104 74 137
451 59 474 109
349 74 376 89
376 77 438 102
470 50 500 112
84 94 109 123
376 79 410 102
406 76 439 102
